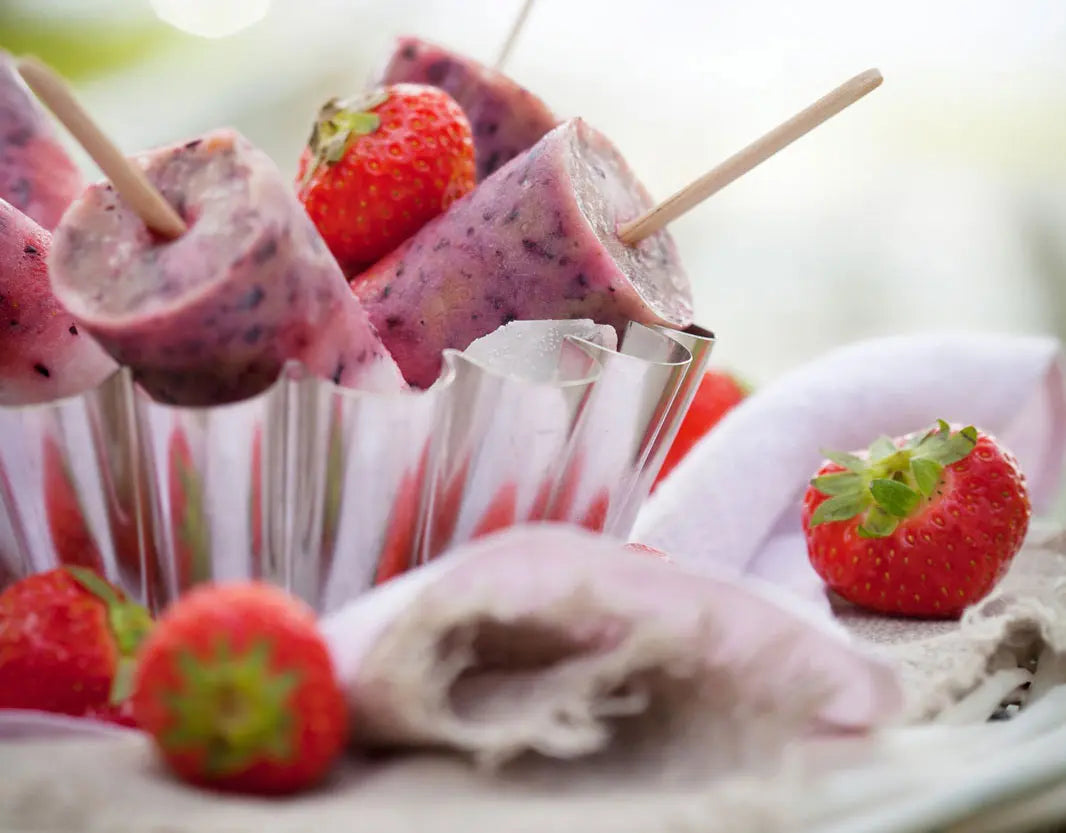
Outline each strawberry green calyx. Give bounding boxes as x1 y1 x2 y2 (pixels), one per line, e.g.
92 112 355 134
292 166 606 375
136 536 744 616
808 420 978 539
64 566 154 704
162 639 301 776
300 89 389 190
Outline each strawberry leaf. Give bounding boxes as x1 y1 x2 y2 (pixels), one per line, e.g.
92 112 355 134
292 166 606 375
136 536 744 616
334 89 389 116
867 435 897 461
821 449 866 473
809 491 868 526
903 429 927 450
911 457 943 497
109 600 153 655
858 505 899 538
918 423 977 467
110 657 137 706
810 472 864 496
300 89 389 190
66 566 153 704
917 419 950 449
65 565 122 607
869 478 920 518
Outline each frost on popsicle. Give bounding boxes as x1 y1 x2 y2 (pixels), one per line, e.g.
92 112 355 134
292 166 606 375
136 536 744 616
461 317 617 382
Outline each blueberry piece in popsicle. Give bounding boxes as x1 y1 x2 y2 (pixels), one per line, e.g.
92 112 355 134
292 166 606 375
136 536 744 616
380 36 557 181
0 198 117 405
0 50 84 230
49 129 406 406
352 118 694 389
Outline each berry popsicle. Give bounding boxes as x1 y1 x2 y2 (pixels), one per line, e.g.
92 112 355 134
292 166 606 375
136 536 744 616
379 37 557 181
0 50 84 230
1 198 117 405
49 129 406 406
352 118 693 388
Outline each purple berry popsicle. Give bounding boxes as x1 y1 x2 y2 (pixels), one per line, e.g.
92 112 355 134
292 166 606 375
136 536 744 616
379 36 557 181
352 118 693 389
48 129 406 406
1 198 117 405
0 50 84 230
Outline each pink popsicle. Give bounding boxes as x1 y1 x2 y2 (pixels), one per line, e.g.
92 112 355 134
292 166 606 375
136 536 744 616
353 118 693 388
0 198 117 405
49 129 405 406
379 36 557 182
0 50 84 230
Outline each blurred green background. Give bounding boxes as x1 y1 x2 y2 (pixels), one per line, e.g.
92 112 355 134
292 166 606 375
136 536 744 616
3 0 1066 507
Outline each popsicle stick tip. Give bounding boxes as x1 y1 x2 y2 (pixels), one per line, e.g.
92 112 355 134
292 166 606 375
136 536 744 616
16 56 187 240
15 55 45 78
494 0 537 70
856 68 884 88
618 67 885 246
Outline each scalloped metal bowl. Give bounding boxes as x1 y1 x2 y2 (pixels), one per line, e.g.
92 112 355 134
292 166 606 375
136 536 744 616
0 320 713 613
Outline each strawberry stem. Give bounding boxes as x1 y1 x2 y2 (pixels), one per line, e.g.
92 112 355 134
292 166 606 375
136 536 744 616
162 638 302 776
809 421 979 538
300 89 389 191
65 565 122 607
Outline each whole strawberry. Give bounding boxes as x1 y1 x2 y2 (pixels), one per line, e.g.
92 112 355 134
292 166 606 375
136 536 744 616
0 567 152 719
167 428 210 591
42 435 104 571
132 582 348 795
653 369 749 490
297 83 476 274
802 421 1030 618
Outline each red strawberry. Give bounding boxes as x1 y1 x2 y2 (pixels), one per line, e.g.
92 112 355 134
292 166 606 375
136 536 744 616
580 488 612 533
653 369 749 490
427 458 470 559
297 84 476 274
168 429 211 591
471 482 517 539
42 434 105 571
530 475 554 520
546 451 585 524
132 582 348 795
375 448 429 586
802 421 1030 618
0 567 152 718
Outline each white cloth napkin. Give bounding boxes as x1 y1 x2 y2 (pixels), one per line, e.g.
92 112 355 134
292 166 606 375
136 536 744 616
319 524 901 771
633 333 1066 607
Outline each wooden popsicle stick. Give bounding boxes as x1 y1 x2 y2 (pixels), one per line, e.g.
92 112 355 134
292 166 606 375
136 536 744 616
618 68 883 245
494 0 536 70
17 56 187 240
